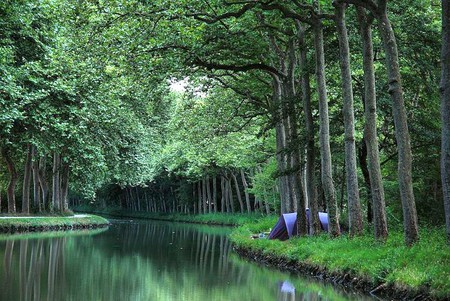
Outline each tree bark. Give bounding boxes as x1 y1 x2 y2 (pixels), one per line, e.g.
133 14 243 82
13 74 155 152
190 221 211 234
22 144 33 214
38 156 49 211
197 181 202 214
206 176 212 213
213 176 218 213
231 172 244 213
31 145 41 212
440 0 450 244
335 2 364 236
377 4 418 245
221 176 226 213
273 77 291 214
60 162 70 212
52 152 61 212
297 22 321 235
357 6 389 241
202 178 207 214
314 19 340 237
2 147 17 213
240 169 251 213
358 137 373 223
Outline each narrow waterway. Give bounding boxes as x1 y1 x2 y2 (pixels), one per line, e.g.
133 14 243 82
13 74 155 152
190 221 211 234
0 219 376 301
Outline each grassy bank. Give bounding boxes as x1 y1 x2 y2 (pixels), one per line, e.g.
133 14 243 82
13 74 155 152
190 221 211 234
74 206 263 226
230 218 450 300
0 214 110 233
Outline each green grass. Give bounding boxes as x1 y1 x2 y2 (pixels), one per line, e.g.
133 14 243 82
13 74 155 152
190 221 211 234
230 218 450 299
0 214 110 232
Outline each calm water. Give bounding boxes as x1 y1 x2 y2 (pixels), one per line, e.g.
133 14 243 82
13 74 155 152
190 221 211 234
0 219 376 301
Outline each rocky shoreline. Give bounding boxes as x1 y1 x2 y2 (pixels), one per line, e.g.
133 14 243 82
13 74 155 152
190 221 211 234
233 246 440 301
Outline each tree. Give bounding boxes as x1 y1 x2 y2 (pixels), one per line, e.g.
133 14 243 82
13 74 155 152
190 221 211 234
441 0 450 244
334 1 363 236
356 6 388 241
345 0 419 245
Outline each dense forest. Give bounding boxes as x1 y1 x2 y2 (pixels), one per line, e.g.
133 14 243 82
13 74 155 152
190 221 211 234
1 0 449 246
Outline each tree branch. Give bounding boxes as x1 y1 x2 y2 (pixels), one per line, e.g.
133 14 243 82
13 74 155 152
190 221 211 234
192 57 284 78
340 0 378 13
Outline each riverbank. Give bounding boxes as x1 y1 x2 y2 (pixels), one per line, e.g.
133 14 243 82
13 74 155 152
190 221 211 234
0 214 110 233
230 218 450 301
73 206 263 226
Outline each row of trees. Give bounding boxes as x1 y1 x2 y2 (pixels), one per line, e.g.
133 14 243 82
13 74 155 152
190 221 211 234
1 0 448 245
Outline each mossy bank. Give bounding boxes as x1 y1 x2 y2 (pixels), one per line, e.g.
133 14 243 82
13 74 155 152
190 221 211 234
0 214 110 234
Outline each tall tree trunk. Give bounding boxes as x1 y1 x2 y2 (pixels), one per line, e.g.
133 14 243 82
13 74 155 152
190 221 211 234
31 146 41 212
358 137 373 223
273 76 291 214
52 152 61 212
206 176 212 213
60 162 70 212
297 21 321 235
197 181 202 214
357 6 388 240
377 3 418 245
227 177 234 213
22 144 32 214
335 2 363 236
221 176 226 213
240 169 251 213
440 0 450 244
2 147 17 213
38 156 49 211
202 178 207 214
231 172 244 213
213 176 218 213
314 19 340 237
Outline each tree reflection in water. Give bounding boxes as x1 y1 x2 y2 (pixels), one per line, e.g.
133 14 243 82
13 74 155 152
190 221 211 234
0 221 374 301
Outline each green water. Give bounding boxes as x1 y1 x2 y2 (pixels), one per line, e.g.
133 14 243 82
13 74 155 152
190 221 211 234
0 219 376 301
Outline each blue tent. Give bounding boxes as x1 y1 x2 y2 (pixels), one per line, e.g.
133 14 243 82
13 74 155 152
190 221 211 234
269 210 329 240
268 213 298 241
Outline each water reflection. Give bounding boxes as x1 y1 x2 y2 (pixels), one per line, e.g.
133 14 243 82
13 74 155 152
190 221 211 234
0 220 375 301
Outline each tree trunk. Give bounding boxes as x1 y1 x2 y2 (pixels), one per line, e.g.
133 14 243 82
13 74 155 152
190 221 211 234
297 21 321 235
221 176 225 213
197 181 202 214
206 176 212 213
240 169 251 213
377 5 418 245
31 146 41 212
60 162 70 212
440 0 450 244
2 147 17 213
231 172 244 213
335 2 363 236
358 137 373 223
213 176 218 213
227 177 234 213
273 76 291 214
22 144 33 214
357 6 388 240
52 152 61 212
314 19 340 237
202 178 207 214
38 156 49 211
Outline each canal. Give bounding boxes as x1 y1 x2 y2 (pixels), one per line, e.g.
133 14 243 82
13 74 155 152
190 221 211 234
0 219 376 300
